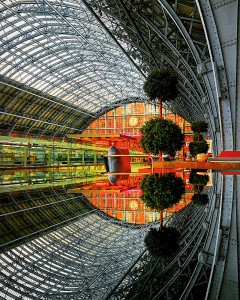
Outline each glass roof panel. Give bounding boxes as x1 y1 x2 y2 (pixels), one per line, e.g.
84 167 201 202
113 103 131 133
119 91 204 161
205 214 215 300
0 0 144 114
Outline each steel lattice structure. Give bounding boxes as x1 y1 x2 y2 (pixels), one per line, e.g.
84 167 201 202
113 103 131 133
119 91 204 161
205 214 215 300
0 191 152 299
1 0 240 299
0 0 216 140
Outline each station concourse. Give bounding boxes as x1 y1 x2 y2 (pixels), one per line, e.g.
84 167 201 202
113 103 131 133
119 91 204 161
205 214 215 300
0 1 240 299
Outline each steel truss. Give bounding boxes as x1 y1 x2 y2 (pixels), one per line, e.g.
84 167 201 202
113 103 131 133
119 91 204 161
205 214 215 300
193 1 240 298
86 0 216 127
0 191 214 300
106 202 211 299
0 199 155 299
1 1 239 299
0 0 219 140
0 0 146 137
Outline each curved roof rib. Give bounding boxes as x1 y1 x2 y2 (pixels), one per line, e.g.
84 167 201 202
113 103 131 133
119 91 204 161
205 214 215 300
0 0 216 139
2 1 234 299
0 0 146 137
86 0 217 131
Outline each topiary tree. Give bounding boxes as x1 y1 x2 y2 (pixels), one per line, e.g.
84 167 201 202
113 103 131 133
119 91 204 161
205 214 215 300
191 194 209 205
143 67 178 118
190 170 209 205
193 184 204 193
140 117 184 156
193 133 204 141
189 120 209 158
189 171 209 186
144 227 180 258
190 170 209 192
191 120 208 141
140 173 185 210
189 140 209 157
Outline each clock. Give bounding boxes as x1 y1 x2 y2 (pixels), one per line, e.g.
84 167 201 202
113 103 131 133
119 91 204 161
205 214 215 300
129 116 139 127
129 200 139 210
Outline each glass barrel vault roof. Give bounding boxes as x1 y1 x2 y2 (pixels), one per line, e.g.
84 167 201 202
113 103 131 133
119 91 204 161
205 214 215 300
1 0 232 299
0 0 212 140
0 0 145 114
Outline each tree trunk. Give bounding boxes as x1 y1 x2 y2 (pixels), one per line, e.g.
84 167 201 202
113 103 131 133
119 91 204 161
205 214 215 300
197 184 201 193
159 97 162 118
159 97 163 160
160 210 163 229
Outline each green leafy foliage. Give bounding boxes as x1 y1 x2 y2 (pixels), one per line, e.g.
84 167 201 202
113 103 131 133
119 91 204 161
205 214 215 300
189 171 209 186
144 227 180 258
193 133 203 141
143 67 178 101
189 140 209 157
191 120 208 134
191 194 209 205
140 117 184 156
190 171 209 203
140 173 185 210
189 120 209 157
193 184 204 193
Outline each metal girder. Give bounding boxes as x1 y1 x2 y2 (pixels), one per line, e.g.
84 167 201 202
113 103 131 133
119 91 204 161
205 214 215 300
0 195 151 299
196 0 237 151
107 204 209 299
117 0 159 68
204 175 237 300
82 0 146 77
0 0 145 132
192 2 240 299
134 11 206 93
87 0 213 132
157 0 203 64
0 0 218 141
0 79 94 117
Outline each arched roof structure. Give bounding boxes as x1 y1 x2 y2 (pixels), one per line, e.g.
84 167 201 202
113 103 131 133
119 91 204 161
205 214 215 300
0 0 218 143
1 0 240 299
0 0 148 138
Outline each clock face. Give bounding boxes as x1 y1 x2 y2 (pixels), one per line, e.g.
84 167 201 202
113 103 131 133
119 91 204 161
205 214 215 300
129 200 139 210
129 116 139 127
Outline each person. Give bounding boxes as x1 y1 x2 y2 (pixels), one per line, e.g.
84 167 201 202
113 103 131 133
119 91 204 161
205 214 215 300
185 151 191 161
175 151 180 160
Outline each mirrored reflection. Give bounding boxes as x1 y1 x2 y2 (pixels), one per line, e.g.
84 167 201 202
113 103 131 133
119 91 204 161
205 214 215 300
0 167 105 191
65 169 200 225
0 138 238 300
0 138 107 192
0 161 214 225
